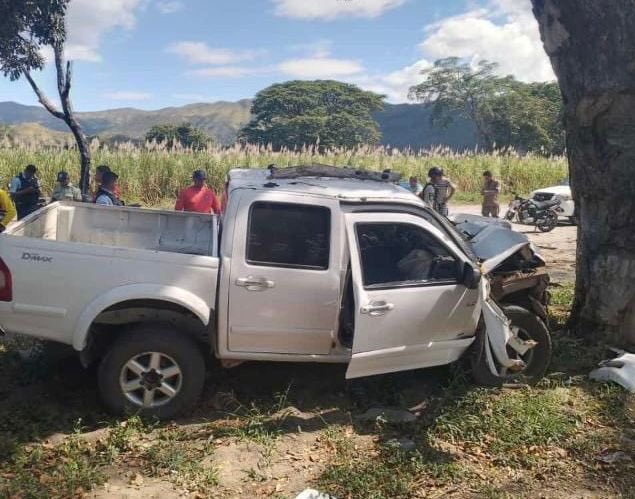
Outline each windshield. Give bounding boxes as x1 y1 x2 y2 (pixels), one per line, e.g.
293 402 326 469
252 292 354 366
423 207 477 261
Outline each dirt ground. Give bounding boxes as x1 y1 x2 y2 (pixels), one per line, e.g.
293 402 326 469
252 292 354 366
453 204 577 283
3 204 631 499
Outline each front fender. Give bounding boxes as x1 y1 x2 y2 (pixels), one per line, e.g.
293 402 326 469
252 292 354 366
72 284 211 350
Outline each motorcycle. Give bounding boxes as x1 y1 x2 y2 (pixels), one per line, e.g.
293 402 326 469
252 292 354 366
505 193 561 232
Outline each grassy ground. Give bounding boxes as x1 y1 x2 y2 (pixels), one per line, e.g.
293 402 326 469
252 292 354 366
0 143 567 206
0 283 633 498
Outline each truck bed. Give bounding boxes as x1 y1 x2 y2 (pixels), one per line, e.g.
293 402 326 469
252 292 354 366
0 202 219 348
8 202 218 257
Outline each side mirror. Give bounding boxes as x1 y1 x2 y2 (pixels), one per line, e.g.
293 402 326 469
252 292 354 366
462 262 482 289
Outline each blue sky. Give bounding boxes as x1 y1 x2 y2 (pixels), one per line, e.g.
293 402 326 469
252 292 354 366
0 0 554 111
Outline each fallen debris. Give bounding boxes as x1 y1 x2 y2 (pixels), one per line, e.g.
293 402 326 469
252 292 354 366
589 351 635 393
598 451 633 464
295 488 335 499
385 437 417 452
357 408 417 424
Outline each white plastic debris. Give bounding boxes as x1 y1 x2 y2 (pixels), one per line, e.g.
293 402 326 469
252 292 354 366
589 351 635 393
295 489 335 499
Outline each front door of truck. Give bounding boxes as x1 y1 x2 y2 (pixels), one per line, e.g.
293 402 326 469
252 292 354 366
227 195 342 355
344 212 480 379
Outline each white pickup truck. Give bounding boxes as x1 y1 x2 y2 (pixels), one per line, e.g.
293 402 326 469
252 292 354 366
0 166 551 418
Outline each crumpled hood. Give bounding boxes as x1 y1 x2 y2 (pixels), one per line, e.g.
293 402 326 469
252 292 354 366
452 214 545 274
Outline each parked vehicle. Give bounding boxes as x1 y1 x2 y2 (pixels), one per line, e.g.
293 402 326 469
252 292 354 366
0 166 551 418
505 193 561 232
530 182 576 224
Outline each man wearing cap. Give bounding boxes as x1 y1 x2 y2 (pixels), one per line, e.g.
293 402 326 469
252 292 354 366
175 170 221 214
51 171 83 202
95 171 123 206
10 164 42 219
421 166 456 217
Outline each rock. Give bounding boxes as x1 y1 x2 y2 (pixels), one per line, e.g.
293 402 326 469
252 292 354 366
357 408 417 424
385 437 417 452
598 451 632 464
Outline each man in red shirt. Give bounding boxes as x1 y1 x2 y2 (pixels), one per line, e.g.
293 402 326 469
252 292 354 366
175 170 221 214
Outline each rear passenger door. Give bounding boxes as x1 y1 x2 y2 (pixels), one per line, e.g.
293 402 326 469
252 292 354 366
227 195 342 355
344 213 481 379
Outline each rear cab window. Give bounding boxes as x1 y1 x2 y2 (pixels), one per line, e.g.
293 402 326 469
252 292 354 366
246 201 330 270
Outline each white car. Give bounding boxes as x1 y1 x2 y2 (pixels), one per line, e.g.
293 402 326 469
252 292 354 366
530 183 576 223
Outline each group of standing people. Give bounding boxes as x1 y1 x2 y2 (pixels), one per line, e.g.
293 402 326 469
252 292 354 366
406 168 500 218
0 164 222 232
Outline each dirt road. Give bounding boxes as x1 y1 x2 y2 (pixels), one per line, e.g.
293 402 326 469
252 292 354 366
453 204 577 283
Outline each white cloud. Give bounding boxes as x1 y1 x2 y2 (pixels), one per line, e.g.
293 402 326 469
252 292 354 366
172 93 215 101
278 57 364 78
156 1 184 14
419 1 554 82
188 66 272 78
103 91 153 100
351 59 431 102
64 0 146 62
272 0 406 20
167 41 259 65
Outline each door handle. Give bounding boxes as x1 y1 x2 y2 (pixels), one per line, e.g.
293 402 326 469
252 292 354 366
360 301 394 316
235 276 275 291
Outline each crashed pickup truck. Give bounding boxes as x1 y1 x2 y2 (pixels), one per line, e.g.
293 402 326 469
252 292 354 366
0 166 551 418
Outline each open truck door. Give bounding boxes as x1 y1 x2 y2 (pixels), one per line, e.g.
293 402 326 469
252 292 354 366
344 212 481 379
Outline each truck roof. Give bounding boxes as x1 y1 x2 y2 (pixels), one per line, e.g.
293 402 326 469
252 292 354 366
227 167 424 205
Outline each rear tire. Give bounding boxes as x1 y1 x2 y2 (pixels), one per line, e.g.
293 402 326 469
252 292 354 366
98 324 205 419
470 305 551 387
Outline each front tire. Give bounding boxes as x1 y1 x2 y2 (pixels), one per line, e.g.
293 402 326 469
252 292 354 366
98 324 205 419
470 305 551 387
537 211 558 232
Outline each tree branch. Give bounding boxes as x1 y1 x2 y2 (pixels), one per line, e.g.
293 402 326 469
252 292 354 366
53 42 66 99
23 71 65 120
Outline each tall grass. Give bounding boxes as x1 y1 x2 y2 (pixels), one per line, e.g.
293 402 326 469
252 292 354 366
0 140 568 205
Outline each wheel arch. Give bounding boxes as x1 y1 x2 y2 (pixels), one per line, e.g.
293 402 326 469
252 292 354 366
73 284 212 351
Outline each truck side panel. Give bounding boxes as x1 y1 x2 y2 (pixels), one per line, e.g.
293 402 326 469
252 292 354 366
0 236 218 349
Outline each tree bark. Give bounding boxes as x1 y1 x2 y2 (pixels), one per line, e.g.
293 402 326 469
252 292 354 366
52 43 91 194
24 44 91 195
532 0 635 344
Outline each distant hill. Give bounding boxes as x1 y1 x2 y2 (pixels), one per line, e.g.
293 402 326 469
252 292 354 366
0 100 252 145
0 122 73 147
0 100 477 149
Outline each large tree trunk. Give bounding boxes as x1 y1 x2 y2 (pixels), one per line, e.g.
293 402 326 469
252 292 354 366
532 0 635 344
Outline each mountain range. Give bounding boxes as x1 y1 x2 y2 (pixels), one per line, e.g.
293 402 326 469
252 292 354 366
0 100 476 150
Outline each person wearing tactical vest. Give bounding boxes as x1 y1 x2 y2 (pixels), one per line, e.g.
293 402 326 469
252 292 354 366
94 171 123 206
10 164 42 220
419 166 456 217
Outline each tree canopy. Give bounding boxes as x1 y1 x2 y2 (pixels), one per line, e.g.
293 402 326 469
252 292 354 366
0 0 93 193
239 80 385 150
0 0 69 80
145 123 211 149
409 58 564 154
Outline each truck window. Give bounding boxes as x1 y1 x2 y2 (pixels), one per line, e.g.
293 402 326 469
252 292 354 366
355 222 459 288
247 201 330 270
